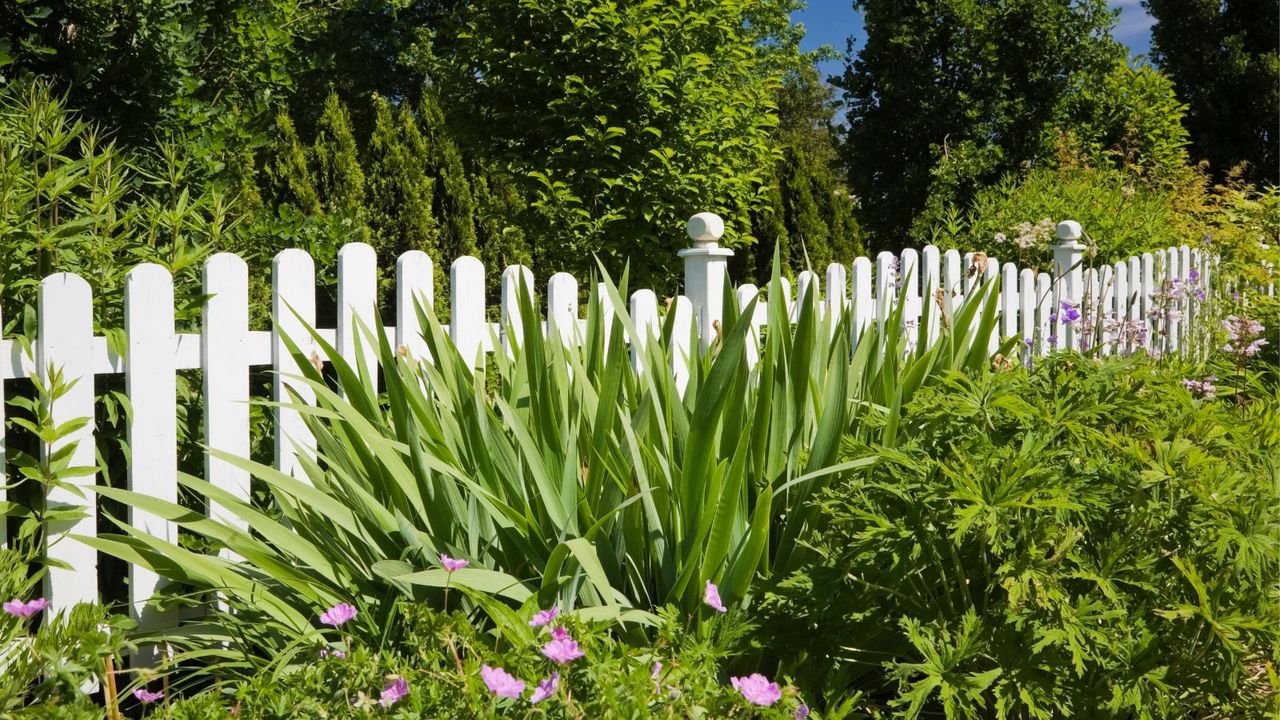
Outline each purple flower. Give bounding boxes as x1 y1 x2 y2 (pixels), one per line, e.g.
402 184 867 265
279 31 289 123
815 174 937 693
542 634 585 664
730 673 782 707
3 598 48 618
529 672 559 704
481 665 525 699
133 688 164 704
704 580 727 613
319 647 346 659
379 677 409 707
1195 288 1206 302
439 554 469 572
550 626 570 641
1181 378 1217 398
320 602 357 627
795 703 811 719
529 607 559 627
1188 269 1200 283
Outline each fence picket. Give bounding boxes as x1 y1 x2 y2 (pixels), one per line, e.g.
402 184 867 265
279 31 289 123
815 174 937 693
875 252 895 347
395 251 434 362
825 263 848 334
337 243 379 390
547 272 579 346
670 296 693 396
942 249 963 318
1037 272 1053 356
124 264 178 641
1019 269 1036 360
630 289 659 375
1001 262 1019 340
37 273 97 609
1141 252 1155 352
1113 262 1129 355
736 284 762 369
922 246 941 349
203 254 251 557
850 257 873 350
500 265 535 354
900 249 921 344
450 257 486 370
273 249 317 480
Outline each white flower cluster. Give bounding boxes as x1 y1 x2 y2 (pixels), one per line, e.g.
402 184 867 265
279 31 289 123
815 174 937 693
994 218 1055 250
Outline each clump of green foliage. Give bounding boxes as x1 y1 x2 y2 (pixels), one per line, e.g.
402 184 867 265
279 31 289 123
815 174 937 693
146 604 814 719
760 357 1280 717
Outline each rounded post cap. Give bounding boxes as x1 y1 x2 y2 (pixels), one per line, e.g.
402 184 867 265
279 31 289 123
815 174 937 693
1055 220 1083 243
687 212 725 247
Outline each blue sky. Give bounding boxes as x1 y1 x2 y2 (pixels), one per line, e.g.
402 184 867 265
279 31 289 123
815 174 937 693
793 0 1156 80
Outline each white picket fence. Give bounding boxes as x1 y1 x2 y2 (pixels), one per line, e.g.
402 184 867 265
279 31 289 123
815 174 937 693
0 213 1256 630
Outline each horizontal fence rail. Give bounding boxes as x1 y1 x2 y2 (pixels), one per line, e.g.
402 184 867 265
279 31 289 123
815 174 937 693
0 213 1270 638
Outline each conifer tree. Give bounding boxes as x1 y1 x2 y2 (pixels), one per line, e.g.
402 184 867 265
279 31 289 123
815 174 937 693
267 112 322 216
419 89 478 259
312 93 367 222
365 95 439 260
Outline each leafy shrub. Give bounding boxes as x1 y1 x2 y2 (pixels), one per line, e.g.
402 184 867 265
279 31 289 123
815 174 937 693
923 155 1205 269
760 358 1280 717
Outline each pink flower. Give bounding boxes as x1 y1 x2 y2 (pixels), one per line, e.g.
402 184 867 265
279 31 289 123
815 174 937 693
730 674 782 706
529 607 559 627
795 703 811 719
550 626 570 641
379 677 409 707
3 598 48 618
439 554 469 572
704 580 727 612
133 688 164 704
529 672 559 703
541 633 585 664
319 647 346 659
320 602 357 627
481 665 525 699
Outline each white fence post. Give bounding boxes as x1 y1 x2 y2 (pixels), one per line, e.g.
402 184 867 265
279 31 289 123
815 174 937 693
125 264 178 646
37 273 97 609
1053 221 1086 351
679 213 733 352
